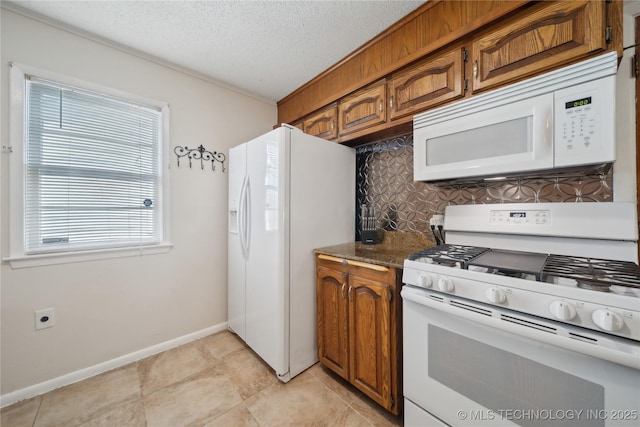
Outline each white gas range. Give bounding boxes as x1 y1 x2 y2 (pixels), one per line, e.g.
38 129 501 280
401 203 640 427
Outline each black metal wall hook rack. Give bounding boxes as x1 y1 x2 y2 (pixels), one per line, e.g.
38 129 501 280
174 144 225 172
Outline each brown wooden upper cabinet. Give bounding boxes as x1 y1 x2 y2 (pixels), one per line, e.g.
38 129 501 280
290 121 304 131
338 80 387 136
337 47 465 137
470 0 607 93
279 0 620 144
303 104 337 140
388 46 465 121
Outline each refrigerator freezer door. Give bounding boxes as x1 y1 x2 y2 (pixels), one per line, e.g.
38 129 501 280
245 129 288 376
227 143 247 340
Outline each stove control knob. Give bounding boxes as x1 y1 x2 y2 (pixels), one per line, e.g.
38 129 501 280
486 287 506 304
437 276 454 292
417 274 432 288
549 301 577 321
592 309 624 332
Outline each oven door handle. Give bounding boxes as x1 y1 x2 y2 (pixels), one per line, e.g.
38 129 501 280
401 287 640 370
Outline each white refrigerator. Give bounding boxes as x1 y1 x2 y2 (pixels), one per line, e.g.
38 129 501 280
227 125 355 382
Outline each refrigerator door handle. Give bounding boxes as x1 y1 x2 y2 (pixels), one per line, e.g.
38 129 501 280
238 175 249 260
244 176 251 257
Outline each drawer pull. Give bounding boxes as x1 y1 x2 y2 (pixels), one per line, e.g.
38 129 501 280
347 259 389 272
318 254 344 263
317 254 390 272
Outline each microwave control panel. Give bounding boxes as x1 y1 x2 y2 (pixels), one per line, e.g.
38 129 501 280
557 94 597 151
553 76 615 167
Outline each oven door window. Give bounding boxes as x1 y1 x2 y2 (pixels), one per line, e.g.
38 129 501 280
403 295 640 427
429 325 604 427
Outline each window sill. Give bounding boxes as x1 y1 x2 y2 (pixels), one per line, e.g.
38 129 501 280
3 243 174 269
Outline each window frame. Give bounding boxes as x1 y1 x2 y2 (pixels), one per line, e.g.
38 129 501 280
7 63 172 268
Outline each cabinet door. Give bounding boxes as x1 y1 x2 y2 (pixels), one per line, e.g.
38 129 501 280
290 121 304 131
338 80 386 136
316 265 349 379
471 0 605 93
303 105 337 140
388 47 465 121
348 275 391 409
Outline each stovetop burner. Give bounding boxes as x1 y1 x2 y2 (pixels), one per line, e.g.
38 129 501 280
576 281 612 292
563 266 614 292
408 246 640 292
408 244 489 268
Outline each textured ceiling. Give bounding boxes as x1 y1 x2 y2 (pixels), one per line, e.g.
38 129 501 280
8 0 425 103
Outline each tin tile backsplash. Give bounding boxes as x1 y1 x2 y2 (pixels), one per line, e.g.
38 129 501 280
356 134 613 236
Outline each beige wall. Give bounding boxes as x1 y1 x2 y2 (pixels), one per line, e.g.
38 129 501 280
0 7 276 401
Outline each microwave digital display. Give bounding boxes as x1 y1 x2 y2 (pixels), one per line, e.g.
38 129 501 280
565 97 592 109
510 212 526 218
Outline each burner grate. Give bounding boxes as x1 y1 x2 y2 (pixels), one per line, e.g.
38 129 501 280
408 244 490 268
543 255 640 289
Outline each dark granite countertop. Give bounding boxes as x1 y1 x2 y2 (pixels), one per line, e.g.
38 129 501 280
314 231 436 269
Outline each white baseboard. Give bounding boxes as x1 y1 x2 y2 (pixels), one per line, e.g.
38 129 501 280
1 322 228 408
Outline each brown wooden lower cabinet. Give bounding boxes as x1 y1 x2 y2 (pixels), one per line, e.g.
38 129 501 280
315 254 402 415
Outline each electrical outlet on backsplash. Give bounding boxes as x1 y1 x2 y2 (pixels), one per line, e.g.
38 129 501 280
355 133 613 239
429 215 444 227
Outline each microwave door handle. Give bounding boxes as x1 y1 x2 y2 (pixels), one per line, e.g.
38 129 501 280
534 104 553 160
545 106 553 156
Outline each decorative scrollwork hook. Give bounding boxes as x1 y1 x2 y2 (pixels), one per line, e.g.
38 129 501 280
174 144 226 172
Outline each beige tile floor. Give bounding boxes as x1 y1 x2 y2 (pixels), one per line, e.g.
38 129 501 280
1 331 403 427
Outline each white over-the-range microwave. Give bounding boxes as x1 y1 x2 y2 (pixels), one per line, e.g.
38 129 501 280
413 52 618 183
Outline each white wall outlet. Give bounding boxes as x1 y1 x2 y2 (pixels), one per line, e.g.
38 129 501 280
430 214 445 226
35 307 55 330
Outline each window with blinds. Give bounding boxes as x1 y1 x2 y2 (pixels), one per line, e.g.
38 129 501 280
23 76 163 254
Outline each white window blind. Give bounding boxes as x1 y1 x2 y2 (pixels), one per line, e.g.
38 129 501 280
24 76 163 254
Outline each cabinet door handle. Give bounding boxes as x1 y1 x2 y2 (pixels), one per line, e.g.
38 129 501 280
348 286 353 301
341 283 346 300
389 96 393 109
379 100 383 112
473 60 478 79
331 119 334 130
